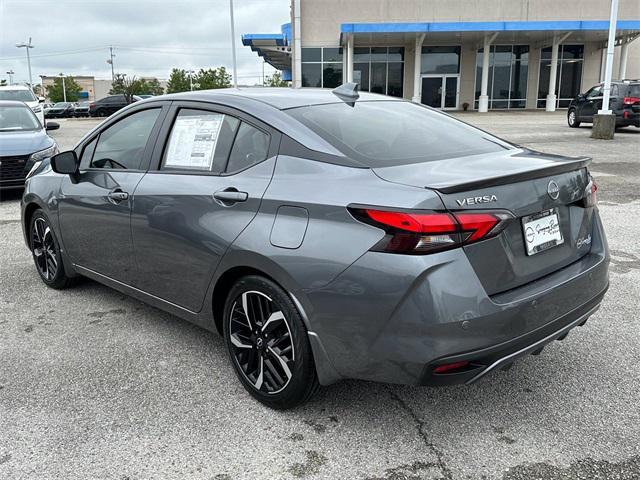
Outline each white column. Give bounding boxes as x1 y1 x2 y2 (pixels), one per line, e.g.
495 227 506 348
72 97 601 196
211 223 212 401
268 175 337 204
346 34 354 83
619 37 629 80
600 0 619 114
600 46 607 82
546 36 559 112
412 33 425 103
293 0 302 88
478 35 492 112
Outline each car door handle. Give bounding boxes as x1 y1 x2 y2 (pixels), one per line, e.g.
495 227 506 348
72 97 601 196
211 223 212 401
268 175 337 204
213 188 248 205
108 189 129 203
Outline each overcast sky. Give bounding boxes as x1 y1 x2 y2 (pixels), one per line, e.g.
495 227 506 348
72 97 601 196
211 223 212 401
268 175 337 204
0 0 289 86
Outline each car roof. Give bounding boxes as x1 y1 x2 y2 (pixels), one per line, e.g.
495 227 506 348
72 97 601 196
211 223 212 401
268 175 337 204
160 87 401 110
0 100 29 107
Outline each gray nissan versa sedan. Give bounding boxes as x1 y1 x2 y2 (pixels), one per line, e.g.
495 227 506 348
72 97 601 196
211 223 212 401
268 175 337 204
21 86 609 409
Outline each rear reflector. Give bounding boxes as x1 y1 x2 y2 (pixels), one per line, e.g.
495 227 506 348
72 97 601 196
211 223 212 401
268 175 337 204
433 361 470 374
350 208 512 254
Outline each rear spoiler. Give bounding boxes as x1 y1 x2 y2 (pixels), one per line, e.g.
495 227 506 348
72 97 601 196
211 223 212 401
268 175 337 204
430 154 591 194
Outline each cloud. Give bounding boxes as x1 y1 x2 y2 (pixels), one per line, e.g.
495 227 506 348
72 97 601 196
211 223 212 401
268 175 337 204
0 0 289 86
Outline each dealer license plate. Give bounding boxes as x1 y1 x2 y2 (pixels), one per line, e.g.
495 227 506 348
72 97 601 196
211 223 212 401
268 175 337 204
522 208 564 256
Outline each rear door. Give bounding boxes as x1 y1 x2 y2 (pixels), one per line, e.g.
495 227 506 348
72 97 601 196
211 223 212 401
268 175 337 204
131 101 280 311
58 103 169 283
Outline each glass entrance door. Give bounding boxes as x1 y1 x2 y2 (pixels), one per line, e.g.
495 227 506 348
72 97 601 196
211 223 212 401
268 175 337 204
421 75 459 109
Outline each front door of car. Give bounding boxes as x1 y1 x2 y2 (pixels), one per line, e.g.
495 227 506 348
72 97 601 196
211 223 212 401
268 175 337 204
58 104 168 284
131 103 280 312
579 85 603 120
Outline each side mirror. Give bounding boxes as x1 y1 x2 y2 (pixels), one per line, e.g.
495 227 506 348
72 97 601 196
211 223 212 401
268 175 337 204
45 121 60 131
577 93 586 100
39 96 46 103
51 151 79 175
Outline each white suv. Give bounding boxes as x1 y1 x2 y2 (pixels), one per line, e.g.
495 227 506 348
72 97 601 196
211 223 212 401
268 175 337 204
0 85 45 126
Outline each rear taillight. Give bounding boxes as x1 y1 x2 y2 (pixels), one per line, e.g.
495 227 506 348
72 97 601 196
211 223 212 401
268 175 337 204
623 96 640 105
583 175 598 208
350 208 513 254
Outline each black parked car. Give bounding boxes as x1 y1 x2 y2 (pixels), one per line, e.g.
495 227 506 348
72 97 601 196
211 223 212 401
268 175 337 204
568 80 640 128
73 101 91 117
89 95 141 117
45 102 75 119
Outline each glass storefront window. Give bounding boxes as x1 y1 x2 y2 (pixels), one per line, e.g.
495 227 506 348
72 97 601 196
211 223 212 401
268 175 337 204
301 47 343 88
421 46 461 74
475 45 529 109
537 44 584 108
323 63 343 89
344 47 404 97
301 63 321 88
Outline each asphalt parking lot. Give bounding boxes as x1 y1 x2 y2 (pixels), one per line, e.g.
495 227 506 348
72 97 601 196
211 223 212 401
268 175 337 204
1 112 639 480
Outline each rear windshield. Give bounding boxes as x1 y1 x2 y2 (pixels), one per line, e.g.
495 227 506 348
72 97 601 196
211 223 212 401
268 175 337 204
285 101 510 167
0 89 37 102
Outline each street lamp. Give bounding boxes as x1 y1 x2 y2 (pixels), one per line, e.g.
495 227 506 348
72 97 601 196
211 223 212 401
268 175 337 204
6 70 14 85
59 73 67 103
16 38 34 90
187 70 195 91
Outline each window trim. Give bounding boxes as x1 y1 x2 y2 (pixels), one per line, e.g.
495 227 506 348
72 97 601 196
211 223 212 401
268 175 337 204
74 102 169 174
147 101 281 177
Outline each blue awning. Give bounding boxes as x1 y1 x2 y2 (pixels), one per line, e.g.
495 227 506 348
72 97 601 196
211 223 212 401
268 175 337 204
341 20 640 34
242 23 292 79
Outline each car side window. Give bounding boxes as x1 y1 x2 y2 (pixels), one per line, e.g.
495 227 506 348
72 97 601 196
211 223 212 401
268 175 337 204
611 85 619 97
79 137 98 170
226 122 270 174
89 108 161 170
162 109 240 173
586 86 602 98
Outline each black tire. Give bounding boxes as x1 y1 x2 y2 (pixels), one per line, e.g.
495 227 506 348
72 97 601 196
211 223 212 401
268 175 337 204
29 210 74 289
568 108 581 128
223 275 319 409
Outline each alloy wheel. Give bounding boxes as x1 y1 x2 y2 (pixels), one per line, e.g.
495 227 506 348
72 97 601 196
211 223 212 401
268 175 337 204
32 217 58 281
569 110 576 126
228 290 295 394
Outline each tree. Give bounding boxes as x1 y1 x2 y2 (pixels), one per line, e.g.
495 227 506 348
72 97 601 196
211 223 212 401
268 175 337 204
1 79 7 86
264 72 288 87
45 76 82 103
109 73 127 95
166 68 191 93
194 67 232 90
143 78 164 96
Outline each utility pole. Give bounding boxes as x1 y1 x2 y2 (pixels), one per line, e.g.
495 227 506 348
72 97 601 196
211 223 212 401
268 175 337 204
60 73 67 102
16 38 34 91
107 46 115 82
6 70 14 85
229 0 238 88
591 0 619 139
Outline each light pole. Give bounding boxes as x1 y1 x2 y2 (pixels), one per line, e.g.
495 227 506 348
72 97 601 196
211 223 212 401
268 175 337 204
591 0 619 139
187 70 195 91
16 38 35 90
229 0 238 88
59 73 67 103
6 70 14 85
107 46 116 82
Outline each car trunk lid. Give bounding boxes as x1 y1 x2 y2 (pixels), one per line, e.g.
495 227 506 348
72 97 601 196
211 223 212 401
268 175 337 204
372 149 595 295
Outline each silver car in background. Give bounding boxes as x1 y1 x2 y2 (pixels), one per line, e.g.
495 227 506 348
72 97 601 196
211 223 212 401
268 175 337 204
21 87 609 409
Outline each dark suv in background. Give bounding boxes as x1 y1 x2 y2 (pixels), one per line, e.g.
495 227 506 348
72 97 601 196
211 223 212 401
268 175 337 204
89 94 141 117
568 80 640 128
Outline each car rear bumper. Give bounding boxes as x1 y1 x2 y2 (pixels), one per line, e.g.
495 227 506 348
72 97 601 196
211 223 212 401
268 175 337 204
306 212 609 386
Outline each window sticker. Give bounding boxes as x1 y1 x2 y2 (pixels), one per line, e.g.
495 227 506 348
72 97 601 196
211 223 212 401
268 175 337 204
164 113 224 170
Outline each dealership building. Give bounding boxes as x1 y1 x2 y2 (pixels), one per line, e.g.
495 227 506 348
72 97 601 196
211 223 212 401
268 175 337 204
243 0 640 111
